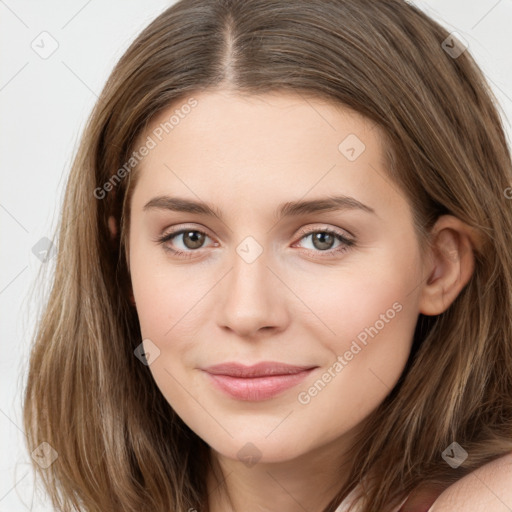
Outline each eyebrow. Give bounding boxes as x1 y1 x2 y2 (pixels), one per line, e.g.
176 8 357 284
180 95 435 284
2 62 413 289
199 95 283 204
143 194 376 220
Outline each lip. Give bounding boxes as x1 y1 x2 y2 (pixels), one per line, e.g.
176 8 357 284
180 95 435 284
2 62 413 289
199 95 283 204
201 361 317 401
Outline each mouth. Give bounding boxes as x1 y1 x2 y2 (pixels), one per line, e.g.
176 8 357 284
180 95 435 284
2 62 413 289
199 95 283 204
201 361 318 401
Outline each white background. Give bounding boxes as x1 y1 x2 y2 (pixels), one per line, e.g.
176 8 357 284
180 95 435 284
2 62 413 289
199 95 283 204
1 0 511 510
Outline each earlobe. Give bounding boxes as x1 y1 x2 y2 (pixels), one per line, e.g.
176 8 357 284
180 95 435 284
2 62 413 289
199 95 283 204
418 215 479 316
108 215 117 240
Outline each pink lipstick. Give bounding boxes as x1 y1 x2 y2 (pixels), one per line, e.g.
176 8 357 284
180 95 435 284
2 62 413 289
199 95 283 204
201 361 317 401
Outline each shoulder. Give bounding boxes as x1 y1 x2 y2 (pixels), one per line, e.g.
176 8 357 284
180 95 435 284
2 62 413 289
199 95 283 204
428 450 512 512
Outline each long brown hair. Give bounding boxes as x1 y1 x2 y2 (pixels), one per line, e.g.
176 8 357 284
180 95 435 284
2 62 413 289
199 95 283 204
23 1 512 511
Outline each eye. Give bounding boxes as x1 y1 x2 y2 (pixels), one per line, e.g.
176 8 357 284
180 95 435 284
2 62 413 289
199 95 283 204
292 226 355 257
155 227 215 258
154 225 355 259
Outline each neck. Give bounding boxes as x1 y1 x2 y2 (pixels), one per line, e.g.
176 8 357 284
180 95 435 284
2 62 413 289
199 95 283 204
206 433 357 512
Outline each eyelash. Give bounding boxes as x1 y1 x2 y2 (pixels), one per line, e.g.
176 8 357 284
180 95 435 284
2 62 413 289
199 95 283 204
154 225 355 260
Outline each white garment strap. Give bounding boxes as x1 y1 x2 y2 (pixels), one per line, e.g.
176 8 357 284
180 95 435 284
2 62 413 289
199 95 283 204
334 485 408 512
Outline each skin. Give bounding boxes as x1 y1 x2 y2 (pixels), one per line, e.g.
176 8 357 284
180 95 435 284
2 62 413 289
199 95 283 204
121 90 480 512
429 450 512 511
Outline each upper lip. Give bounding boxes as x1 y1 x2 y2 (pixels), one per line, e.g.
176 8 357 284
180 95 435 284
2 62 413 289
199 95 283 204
202 361 317 378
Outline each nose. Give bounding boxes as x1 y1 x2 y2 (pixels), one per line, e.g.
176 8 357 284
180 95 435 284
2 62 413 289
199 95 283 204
216 247 289 338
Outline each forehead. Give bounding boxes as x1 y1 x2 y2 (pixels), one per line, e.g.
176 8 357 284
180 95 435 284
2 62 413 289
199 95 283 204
129 90 405 219
140 89 381 159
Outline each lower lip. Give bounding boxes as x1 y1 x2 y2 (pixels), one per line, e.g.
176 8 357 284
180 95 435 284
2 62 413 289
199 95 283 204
203 369 315 401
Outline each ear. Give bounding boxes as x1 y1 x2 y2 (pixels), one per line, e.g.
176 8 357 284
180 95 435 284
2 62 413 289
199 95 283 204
108 215 135 305
108 215 117 239
418 215 481 316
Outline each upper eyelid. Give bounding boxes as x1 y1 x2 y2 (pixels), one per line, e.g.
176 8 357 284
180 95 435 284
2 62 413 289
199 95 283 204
159 225 214 242
295 224 354 240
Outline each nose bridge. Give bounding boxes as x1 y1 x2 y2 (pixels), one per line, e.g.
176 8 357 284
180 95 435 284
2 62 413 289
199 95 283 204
217 235 286 335
227 236 272 310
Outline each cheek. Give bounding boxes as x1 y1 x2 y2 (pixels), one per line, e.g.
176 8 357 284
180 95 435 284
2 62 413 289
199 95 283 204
129 251 202 405
129 232 186 337
293 246 420 354
129 240 211 373
130 262 171 339
294 245 421 406
290 275 418 442
131 271 199 362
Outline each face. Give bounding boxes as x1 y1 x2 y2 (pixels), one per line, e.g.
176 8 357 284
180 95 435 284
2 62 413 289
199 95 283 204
127 90 425 464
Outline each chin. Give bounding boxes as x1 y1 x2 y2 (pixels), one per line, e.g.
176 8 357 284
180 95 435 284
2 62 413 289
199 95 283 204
207 435 309 466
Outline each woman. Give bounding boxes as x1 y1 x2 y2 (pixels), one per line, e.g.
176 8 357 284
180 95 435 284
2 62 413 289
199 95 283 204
23 1 512 511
